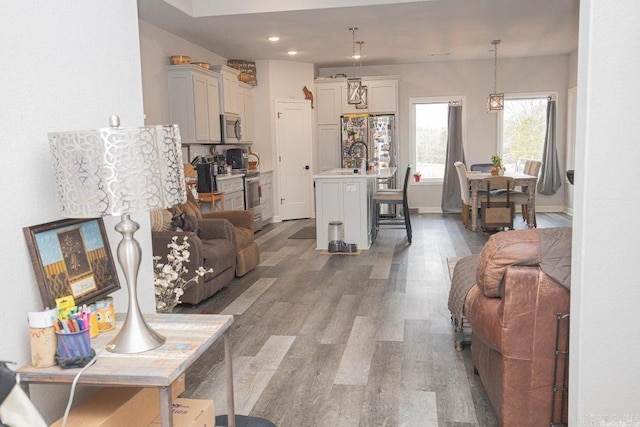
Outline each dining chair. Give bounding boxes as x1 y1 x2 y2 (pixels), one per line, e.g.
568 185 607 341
372 165 412 244
481 176 515 231
454 161 488 229
507 159 542 227
470 163 494 172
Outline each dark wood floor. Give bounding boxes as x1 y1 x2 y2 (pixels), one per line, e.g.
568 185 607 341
177 212 572 426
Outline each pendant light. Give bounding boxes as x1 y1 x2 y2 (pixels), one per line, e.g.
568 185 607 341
487 39 504 112
355 41 368 109
347 27 362 105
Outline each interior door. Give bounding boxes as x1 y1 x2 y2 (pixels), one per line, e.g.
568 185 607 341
276 99 313 220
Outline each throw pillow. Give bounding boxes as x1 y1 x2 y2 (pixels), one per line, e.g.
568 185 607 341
150 209 172 232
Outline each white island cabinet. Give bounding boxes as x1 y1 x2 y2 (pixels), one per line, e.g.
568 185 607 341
313 168 396 251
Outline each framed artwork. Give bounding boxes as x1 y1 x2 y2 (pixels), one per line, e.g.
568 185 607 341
355 85 368 109
23 218 120 308
347 78 362 104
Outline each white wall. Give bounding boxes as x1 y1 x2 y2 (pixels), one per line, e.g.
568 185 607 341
251 60 316 221
569 0 640 423
0 2 152 423
321 54 571 212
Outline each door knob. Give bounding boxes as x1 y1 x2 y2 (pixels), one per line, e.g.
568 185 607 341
304 165 310 170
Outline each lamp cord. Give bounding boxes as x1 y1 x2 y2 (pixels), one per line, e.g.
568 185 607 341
61 354 98 427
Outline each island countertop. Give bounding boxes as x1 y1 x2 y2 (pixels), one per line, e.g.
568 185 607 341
313 167 396 179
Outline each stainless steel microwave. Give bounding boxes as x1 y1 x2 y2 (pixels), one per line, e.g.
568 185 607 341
220 114 242 144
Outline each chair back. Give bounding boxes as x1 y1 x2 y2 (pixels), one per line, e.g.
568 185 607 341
481 176 515 229
482 176 514 204
402 165 411 204
454 161 470 205
470 163 494 172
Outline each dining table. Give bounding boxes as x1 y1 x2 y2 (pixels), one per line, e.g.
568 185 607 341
466 171 538 232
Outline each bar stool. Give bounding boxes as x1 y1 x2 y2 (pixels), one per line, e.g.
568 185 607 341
199 191 225 211
372 165 412 244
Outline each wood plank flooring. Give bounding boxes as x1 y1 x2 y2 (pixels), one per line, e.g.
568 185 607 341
177 212 572 426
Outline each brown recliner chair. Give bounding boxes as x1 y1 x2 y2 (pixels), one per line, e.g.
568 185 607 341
464 228 571 426
174 186 260 278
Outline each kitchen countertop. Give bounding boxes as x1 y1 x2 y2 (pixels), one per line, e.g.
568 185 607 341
215 172 244 180
313 167 396 179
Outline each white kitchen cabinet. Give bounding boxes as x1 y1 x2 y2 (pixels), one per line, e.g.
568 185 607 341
167 65 221 144
367 79 398 113
211 65 240 115
315 82 342 125
317 124 341 171
217 175 245 210
238 82 254 142
260 171 274 222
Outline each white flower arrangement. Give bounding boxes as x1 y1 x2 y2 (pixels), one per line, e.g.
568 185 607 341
153 236 212 311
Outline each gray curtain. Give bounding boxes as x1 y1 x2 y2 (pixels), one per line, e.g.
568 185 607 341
441 103 465 213
537 99 561 195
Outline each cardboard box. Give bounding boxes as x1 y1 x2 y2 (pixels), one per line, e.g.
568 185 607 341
148 398 215 427
50 375 186 427
51 387 158 427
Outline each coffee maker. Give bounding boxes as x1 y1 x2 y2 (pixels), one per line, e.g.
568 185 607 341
226 148 247 170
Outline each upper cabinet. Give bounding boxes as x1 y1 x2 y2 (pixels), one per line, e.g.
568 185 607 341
211 65 240 115
315 82 342 125
167 65 221 144
316 76 398 117
238 82 254 142
367 79 398 114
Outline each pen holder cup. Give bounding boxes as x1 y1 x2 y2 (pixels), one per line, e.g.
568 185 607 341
55 329 95 369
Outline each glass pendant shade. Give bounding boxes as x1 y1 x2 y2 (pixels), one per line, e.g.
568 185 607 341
487 93 504 111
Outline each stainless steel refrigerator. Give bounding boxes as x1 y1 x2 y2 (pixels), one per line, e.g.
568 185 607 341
341 113 398 214
341 113 397 171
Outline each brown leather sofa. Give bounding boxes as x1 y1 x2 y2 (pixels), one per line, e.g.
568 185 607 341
464 228 571 426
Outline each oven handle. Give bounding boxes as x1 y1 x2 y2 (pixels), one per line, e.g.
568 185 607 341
245 177 261 184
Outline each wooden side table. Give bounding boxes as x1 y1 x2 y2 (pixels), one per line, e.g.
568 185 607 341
18 313 236 427
199 191 225 211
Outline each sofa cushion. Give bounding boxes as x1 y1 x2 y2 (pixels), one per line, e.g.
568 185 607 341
150 209 172 232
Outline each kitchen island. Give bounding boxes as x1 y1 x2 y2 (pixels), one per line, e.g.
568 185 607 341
313 167 396 250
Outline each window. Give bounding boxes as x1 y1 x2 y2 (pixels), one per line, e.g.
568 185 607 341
411 97 460 181
499 94 553 171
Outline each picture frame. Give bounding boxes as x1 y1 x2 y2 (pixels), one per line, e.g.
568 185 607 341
347 78 362 104
23 218 120 309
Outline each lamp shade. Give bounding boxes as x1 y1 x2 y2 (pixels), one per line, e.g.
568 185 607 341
49 117 186 218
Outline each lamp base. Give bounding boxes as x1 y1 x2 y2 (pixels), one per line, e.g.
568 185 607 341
106 309 166 354
106 214 166 354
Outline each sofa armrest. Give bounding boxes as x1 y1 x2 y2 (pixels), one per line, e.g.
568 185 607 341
203 210 254 233
476 229 540 297
499 266 570 379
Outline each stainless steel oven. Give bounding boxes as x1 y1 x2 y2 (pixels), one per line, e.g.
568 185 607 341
243 172 263 232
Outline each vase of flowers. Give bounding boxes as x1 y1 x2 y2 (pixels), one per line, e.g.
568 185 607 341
490 155 505 176
413 171 422 182
153 236 212 313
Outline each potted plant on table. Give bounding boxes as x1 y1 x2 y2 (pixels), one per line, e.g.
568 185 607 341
490 155 506 176
153 236 213 313
413 171 422 182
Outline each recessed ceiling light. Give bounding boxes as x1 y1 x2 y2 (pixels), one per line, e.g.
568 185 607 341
268 36 280 42
287 50 298 55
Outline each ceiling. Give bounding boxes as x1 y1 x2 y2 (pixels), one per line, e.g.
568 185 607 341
137 0 579 69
